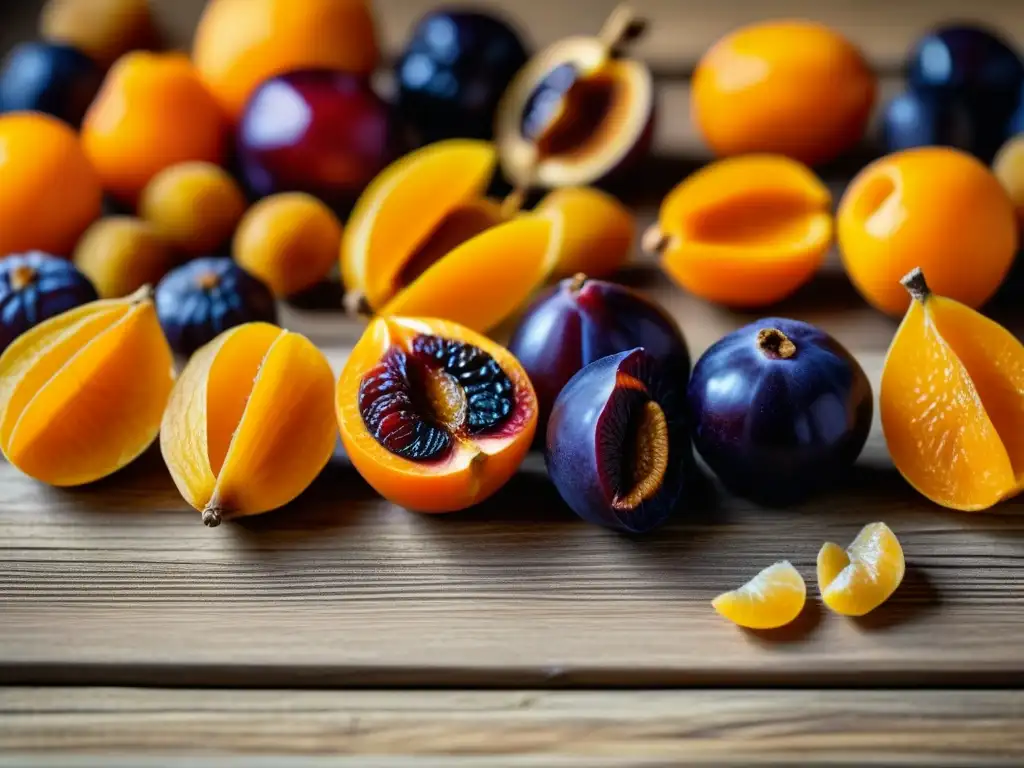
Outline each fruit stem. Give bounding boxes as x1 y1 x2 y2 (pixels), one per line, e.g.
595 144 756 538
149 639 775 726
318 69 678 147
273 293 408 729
343 290 373 319
599 4 647 52
501 186 528 217
900 267 931 303
757 328 797 360
568 272 589 293
196 271 220 291
9 265 36 291
126 284 154 304
202 501 225 527
641 224 669 254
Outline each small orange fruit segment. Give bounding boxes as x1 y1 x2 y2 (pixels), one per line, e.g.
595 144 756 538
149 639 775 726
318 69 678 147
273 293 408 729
73 216 174 298
0 288 174 486
161 322 337 527
536 186 635 279
881 268 1024 511
712 560 806 630
645 155 832 307
818 522 905 616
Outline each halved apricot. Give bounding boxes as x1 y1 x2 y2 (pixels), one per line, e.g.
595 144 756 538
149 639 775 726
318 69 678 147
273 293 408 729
340 140 558 333
712 561 806 630
535 186 635 278
881 268 1024 511
0 287 174 486
336 316 537 513
161 322 337 526
644 155 833 307
818 522 905 616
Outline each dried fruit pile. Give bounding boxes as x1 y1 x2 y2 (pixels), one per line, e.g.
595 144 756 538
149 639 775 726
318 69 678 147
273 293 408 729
2 0 1024 628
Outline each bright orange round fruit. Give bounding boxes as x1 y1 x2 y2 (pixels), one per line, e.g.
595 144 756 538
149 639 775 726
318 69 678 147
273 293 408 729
838 147 1018 316
0 112 102 257
193 0 379 121
692 21 875 166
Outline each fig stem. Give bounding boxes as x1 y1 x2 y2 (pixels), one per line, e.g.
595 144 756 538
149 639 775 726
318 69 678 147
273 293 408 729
757 328 797 360
9 265 36 291
599 4 647 52
202 502 224 527
901 267 931 303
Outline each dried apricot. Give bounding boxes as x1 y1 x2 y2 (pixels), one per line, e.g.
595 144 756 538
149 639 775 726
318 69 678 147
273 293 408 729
40 0 159 68
73 217 174 299
535 187 634 279
161 322 336 526
341 140 558 333
838 147 1017 316
82 52 227 203
881 268 1024 511
336 317 537 513
692 21 875 165
712 561 806 630
234 193 342 298
644 155 832 307
994 134 1024 225
193 0 378 121
818 522 905 616
0 286 174 486
139 162 247 256
0 112 102 257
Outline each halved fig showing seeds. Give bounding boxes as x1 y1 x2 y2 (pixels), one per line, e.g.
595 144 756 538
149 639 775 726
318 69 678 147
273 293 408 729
545 348 691 533
340 139 559 333
496 4 654 189
337 316 537 513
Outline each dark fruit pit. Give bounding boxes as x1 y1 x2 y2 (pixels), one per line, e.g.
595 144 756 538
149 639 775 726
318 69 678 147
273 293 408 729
155 256 277 357
546 348 690 533
0 251 98 352
237 70 395 210
360 334 523 462
882 89 1012 162
0 41 102 127
396 10 528 143
508 275 690 438
687 318 872 505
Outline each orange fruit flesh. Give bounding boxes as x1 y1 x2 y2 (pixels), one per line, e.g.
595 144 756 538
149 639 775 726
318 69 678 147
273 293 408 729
536 186 635 279
712 561 806 630
819 522 905 616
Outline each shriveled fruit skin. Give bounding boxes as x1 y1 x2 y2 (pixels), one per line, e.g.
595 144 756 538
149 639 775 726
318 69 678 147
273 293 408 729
0 41 102 128
688 318 872 505
0 251 97 352
73 217 173 299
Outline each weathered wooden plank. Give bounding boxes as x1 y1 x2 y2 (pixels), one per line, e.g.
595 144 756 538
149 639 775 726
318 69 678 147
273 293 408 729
1 688 1022 767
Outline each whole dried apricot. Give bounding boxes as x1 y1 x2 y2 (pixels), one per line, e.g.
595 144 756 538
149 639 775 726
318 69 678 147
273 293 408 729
234 193 342 298
82 52 227 203
40 0 160 68
838 147 1018 316
0 112 102 257
0 286 174 486
73 216 174 299
193 0 378 121
881 268 1024 511
138 162 247 256
336 317 537 513
692 21 875 165
162 322 336 526
535 187 634 279
644 155 832 307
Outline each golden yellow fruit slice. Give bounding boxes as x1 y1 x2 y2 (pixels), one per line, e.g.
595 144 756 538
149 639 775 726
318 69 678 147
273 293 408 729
818 522 905 616
712 560 806 630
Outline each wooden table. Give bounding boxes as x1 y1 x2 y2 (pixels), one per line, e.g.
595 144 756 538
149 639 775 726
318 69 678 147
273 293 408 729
3 1 1024 765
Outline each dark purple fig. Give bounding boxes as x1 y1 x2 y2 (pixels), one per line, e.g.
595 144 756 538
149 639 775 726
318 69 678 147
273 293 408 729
545 347 690 533
908 25 1024 99
508 274 689 436
0 42 102 127
0 251 98 352
155 256 277 357
687 318 872 505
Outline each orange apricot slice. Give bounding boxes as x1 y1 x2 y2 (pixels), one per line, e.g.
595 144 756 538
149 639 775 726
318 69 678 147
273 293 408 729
712 561 806 630
535 186 635 279
881 267 1024 511
336 316 537 513
0 287 174 486
818 522 905 616
340 140 558 333
644 155 833 307
161 322 336 526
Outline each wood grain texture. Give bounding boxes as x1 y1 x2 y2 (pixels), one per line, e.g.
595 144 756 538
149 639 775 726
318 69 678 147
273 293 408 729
2 688 1023 767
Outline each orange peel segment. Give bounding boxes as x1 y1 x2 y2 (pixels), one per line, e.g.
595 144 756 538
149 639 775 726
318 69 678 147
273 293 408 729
819 522 905 616
712 560 806 630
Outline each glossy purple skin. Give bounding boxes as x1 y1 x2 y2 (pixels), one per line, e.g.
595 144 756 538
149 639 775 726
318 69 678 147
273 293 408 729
882 89 1011 162
687 318 872 505
546 348 690 533
508 277 690 436
908 25 1024 98
237 70 395 209
0 42 102 127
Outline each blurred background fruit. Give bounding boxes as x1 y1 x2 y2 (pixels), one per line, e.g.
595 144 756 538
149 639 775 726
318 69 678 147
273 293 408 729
192 0 378 121
994 134 1024 224
73 216 174 298
396 10 528 143
881 90 1012 162
0 112 102 257
82 52 227 204
139 161 246 256
0 41 101 126
40 0 159 68
237 70 394 209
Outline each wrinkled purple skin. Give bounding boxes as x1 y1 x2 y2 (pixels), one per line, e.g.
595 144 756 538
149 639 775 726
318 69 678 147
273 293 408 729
545 348 691 533
508 277 690 438
687 318 872 505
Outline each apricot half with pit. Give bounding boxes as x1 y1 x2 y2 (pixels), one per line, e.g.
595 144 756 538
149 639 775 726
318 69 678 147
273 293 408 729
644 155 833 307
337 317 537 513
340 140 558 333
495 4 653 188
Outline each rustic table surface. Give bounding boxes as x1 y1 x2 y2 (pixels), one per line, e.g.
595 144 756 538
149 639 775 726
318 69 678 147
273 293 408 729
3 1 1024 766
